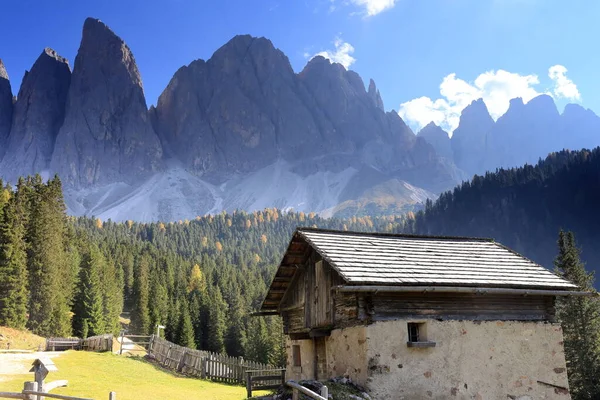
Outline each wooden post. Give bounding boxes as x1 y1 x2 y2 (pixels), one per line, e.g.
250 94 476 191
246 371 252 399
109 392 116 400
119 331 124 355
177 349 187 372
281 369 286 386
23 382 38 400
321 386 328 398
292 388 299 400
201 358 207 379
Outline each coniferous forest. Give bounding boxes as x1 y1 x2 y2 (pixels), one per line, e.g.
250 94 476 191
2 147 600 371
0 174 404 365
408 148 600 283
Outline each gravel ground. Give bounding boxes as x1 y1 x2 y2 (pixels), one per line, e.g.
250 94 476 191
0 352 62 382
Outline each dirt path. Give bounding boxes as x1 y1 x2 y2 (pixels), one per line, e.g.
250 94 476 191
0 352 62 382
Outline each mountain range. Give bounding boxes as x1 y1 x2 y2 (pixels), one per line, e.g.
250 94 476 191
0 17 598 221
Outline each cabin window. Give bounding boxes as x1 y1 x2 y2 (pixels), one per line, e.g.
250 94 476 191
407 323 422 342
407 322 436 348
292 345 301 367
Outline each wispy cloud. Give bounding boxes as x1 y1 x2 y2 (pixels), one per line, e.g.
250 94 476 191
309 36 356 69
398 66 581 134
329 0 398 16
549 65 580 101
349 0 398 16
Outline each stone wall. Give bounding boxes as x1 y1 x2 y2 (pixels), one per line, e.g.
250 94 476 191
286 337 315 381
365 320 570 400
285 320 570 399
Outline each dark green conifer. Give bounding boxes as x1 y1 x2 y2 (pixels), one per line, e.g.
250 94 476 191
555 230 600 400
0 179 29 328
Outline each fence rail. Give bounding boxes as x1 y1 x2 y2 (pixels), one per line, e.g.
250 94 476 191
46 335 113 353
148 336 283 386
286 381 328 400
246 369 286 398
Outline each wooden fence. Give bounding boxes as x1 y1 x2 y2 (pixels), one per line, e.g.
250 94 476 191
46 334 113 352
45 338 81 351
82 335 113 352
148 336 283 386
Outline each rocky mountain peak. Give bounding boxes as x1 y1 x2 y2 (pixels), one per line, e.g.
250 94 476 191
526 94 559 117
0 59 9 80
451 98 495 176
0 59 13 160
368 78 385 111
417 122 452 160
50 17 163 187
0 48 71 181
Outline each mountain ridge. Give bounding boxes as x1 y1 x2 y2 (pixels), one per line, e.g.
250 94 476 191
1 17 599 221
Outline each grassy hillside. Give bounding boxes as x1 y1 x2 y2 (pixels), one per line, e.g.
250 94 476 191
0 350 268 400
0 327 45 351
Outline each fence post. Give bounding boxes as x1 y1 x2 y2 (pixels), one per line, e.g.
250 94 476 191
321 386 328 399
246 371 252 399
177 348 187 372
292 388 299 400
119 331 124 355
281 369 286 386
201 358 207 379
23 381 38 400
109 392 116 400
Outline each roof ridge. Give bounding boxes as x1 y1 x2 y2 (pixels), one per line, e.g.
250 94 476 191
296 227 494 242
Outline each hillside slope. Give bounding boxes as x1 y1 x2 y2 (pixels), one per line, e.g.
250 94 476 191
409 148 600 278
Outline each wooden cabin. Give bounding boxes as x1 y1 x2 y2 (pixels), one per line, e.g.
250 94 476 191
260 228 584 399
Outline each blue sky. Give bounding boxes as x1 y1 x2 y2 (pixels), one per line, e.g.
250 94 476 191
1 0 598 133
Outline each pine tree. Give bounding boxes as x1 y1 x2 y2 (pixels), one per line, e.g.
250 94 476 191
130 253 151 334
72 245 106 337
149 271 169 335
225 290 246 357
554 230 600 400
176 301 196 349
0 180 29 328
245 317 270 364
207 287 227 353
26 176 72 336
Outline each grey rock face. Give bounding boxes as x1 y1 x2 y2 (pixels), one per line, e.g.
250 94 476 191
153 40 452 192
0 59 13 161
560 103 600 151
152 35 326 180
368 78 384 111
51 18 163 187
450 98 494 177
485 94 560 171
417 122 452 160
0 49 71 181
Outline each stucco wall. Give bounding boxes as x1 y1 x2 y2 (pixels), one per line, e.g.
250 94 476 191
325 325 369 384
286 337 315 381
364 319 570 400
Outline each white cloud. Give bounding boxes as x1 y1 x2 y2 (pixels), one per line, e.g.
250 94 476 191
549 65 580 101
311 37 356 69
328 0 397 16
349 0 398 16
399 69 549 134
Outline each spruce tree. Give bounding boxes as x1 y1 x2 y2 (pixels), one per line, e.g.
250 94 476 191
225 290 246 357
0 180 29 328
130 253 151 334
73 245 106 337
554 230 600 400
26 176 72 336
176 301 196 349
207 287 226 353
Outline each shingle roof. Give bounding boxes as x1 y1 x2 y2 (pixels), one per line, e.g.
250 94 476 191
260 228 578 311
298 228 575 289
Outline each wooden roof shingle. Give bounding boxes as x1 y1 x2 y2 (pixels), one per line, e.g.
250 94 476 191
299 229 575 289
259 228 577 312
